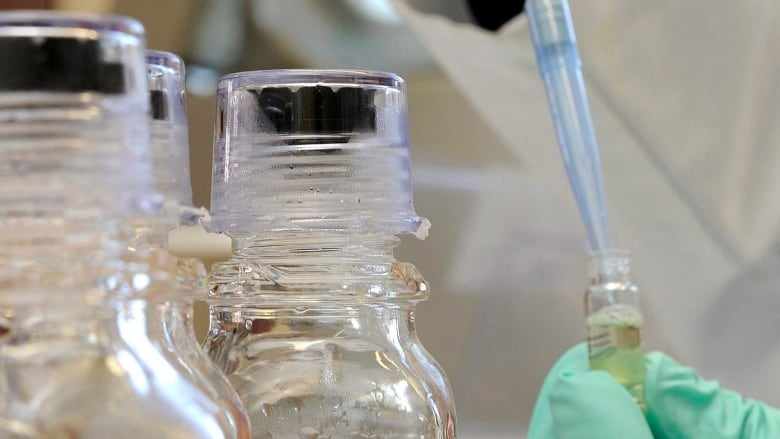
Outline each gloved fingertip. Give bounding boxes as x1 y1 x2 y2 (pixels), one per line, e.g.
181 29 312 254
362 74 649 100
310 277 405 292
527 343 589 438
548 371 653 439
645 350 715 403
643 350 780 438
550 370 634 406
645 350 684 372
557 342 589 370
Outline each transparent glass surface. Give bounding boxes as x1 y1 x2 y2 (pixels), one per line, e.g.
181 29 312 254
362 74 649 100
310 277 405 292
120 247 251 439
205 70 456 438
0 301 238 438
160 297 250 437
0 13 241 438
584 249 647 410
139 50 251 437
206 304 456 439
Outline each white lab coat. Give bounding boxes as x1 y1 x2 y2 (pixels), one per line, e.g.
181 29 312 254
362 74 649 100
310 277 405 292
390 0 780 433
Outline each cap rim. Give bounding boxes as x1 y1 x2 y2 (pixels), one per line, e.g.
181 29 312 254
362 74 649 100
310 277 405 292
218 69 404 90
0 10 144 38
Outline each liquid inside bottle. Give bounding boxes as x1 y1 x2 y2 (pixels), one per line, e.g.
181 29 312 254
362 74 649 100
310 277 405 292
584 250 647 411
586 303 645 407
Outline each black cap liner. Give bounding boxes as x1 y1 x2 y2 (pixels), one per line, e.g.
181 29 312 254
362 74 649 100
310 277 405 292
0 36 125 93
253 85 376 143
149 89 167 120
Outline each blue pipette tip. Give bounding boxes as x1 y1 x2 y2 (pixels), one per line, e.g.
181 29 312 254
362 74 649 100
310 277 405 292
525 0 612 253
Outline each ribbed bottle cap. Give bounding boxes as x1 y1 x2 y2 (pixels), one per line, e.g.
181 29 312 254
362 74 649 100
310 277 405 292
146 50 193 213
208 69 429 238
147 50 184 121
0 12 154 243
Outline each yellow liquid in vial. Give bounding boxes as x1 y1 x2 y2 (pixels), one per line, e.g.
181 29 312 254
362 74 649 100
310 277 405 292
586 305 647 411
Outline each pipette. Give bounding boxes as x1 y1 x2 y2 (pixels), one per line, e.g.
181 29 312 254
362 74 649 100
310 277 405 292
526 0 647 411
525 0 609 254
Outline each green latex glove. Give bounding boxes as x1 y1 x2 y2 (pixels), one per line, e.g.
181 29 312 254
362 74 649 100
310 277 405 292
527 343 780 438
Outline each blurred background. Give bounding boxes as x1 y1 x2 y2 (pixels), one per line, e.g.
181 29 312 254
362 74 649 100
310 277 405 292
2 0 550 436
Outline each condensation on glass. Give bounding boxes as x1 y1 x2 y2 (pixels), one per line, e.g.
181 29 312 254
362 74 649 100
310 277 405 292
0 12 239 438
204 69 457 438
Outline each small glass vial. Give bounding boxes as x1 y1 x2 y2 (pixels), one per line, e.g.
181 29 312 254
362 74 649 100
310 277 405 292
0 12 240 438
204 70 457 438
584 249 647 411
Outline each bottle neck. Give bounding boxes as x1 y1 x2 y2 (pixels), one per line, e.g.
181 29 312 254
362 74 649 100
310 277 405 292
209 231 428 303
233 231 396 262
589 250 631 285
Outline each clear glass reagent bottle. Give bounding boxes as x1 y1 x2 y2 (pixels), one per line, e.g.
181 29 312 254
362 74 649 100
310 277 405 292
203 69 457 438
144 49 251 438
0 12 239 438
584 249 647 411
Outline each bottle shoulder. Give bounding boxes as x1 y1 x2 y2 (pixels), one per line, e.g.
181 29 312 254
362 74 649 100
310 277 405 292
207 259 429 302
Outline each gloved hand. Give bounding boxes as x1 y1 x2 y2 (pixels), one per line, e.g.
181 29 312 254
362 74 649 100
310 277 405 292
527 343 780 439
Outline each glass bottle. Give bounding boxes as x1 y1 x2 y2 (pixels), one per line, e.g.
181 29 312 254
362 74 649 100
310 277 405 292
141 49 251 437
0 12 238 438
584 249 647 410
203 70 457 438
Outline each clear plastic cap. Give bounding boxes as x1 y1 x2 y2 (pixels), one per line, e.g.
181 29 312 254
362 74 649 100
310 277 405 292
208 69 429 238
146 50 194 212
0 12 155 248
147 50 186 123
0 11 146 94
